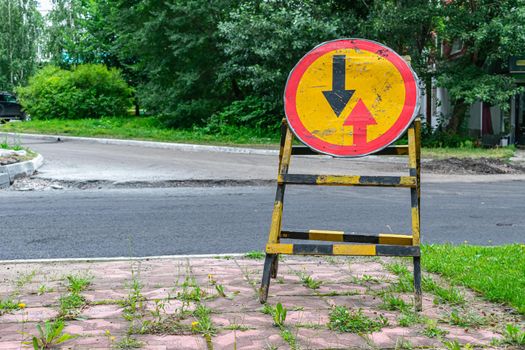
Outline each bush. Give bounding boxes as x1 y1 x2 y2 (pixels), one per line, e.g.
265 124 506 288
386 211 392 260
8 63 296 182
396 123 476 148
206 96 280 133
17 64 133 119
421 124 475 148
158 98 219 129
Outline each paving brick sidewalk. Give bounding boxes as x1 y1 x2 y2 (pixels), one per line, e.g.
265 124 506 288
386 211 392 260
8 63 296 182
0 256 521 349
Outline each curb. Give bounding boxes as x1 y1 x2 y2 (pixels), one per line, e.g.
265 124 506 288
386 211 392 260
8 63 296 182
0 132 280 156
0 253 245 265
0 153 44 188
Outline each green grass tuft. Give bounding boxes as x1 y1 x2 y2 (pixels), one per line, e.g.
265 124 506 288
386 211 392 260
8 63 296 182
328 306 388 334
244 251 265 260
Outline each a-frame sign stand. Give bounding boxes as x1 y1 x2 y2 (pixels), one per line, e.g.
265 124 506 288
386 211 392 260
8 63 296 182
259 118 422 311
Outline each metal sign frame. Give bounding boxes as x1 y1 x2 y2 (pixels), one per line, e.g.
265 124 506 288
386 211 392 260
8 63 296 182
259 118 422 311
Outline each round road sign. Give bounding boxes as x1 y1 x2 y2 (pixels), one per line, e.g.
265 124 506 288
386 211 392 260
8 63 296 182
284 38 420 157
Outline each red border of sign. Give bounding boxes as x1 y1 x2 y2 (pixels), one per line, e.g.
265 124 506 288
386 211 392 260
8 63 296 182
284 38 420 157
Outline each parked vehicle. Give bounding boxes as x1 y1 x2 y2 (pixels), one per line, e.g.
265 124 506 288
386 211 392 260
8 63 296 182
0 92 28 123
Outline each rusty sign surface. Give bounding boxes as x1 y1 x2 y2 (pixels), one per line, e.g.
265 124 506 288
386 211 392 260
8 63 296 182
284 38 420 157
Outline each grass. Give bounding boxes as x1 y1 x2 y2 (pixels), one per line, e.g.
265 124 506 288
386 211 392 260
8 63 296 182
380 295 410 311
0 136 24 151
0 298 23 315
57 274 92 319
192 304 216 336
121 277 145 321
421 145 515 160
422 276 465 305
445 309 487 328
501 323 525 345
422 244 525 314
223 324 253 331
422 319 449 338
65 274 92 294
397 309 422 327
385 261 466 306
1 117 516 159
0 117 280 147
299 273 322 290
244 251 265 260
177 276 206 302
328 306 388 334
280 327 298 349
21 319 77 349
59 293 86 318
115 335 143 349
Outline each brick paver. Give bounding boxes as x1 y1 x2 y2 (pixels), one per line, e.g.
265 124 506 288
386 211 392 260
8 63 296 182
0 256 521 349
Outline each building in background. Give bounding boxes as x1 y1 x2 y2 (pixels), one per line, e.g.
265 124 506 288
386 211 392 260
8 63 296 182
419 41 523 146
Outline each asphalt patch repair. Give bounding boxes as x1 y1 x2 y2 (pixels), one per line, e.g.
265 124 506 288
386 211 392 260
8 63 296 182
423 157 525 175
0 256 522 349
4 157 525 191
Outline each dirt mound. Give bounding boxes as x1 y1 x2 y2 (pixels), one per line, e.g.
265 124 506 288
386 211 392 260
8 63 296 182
423 157 525 174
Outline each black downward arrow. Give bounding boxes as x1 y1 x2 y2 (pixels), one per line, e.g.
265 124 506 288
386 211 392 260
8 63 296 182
322 55 355 117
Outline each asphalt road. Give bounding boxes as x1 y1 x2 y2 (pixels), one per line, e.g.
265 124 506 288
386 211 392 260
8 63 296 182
4 134 409 182
2 182 524 260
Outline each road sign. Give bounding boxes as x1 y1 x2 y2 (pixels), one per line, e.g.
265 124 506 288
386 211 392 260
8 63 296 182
284 39 420 157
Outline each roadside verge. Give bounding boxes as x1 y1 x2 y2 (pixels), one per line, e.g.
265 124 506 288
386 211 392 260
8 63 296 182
0 131 280 156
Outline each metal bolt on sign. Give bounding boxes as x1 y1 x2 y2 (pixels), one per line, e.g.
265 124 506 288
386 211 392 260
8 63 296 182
259 39 423 311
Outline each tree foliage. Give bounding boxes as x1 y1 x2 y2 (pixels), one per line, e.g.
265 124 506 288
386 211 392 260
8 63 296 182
0 0 42 90
10 0 525 135
436 0 525 132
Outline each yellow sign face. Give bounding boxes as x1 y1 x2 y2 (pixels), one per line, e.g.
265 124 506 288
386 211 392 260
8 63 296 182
284 39 420 157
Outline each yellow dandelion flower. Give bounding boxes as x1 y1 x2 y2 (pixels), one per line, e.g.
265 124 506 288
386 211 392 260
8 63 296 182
18 303 26 309
207 274 213 279
191 321 199 330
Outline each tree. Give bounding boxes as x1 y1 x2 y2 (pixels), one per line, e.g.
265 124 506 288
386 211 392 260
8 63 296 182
0 0 42 90
46 0 111 66
436 0 525 133
109 0 236 127
218 1 363 115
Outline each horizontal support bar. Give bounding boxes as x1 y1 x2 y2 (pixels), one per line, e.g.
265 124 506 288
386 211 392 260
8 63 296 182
278 174 416 188
291 145 408 156
281 230 413 245
266 243 420 257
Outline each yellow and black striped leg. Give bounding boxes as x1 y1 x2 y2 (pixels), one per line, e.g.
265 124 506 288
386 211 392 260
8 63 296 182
260 254 277 303
414 256 422 311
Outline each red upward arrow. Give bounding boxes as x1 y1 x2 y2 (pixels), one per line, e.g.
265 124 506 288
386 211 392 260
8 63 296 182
344 99 377 146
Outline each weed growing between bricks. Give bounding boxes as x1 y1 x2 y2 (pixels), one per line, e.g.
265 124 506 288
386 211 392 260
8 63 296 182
1 254 523 348
0 270 38 315
328 306 388 334
19 273 92 347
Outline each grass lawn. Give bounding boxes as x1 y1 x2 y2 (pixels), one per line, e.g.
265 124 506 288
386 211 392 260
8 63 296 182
0 116 280 147
422 244 525 314
0 116 516 159
422 146 515 160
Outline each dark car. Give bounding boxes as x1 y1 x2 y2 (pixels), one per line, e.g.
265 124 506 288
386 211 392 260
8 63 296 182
0 92 28 123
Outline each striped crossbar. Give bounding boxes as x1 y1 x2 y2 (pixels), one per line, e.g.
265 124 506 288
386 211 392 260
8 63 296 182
278 174 416 188
266 243 420 257
280 230 413 245
292 145 409 156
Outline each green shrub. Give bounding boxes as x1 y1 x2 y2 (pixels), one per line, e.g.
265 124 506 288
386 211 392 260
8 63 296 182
17 64 133 120
206 96 280 133
396 123 475 148
421 124 475 148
